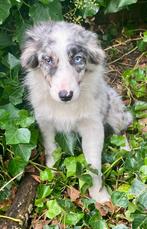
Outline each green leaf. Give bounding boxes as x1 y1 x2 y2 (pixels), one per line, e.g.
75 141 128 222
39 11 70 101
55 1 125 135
143 31 147 42
17 110 35 128
29 3 50 23
134 101 147 111
46 199 62 219
129 178 146 196
39 0 54 5
0 31 12 47
37 184 52 199
132 213 147 229
46 0 63 21
64 212 84 225
9 87 24 106
53 147 62 163
79 174 92 193
0 181 12 202
40 168 54 182
113 225 128 229
5 128 31 144
35 198 44 208
105 0 137 13
64 157 77 177
29 1 63 23
111 191 129 208
1 103 19 119
7 53 20 69
83 2 99 18
81 198 95 209
12 143 35 162
139 165 147 182
117 184 131 193
137 191 147 210
56 132 78 155
0 109 10 129
89 209 107 229
0 0 11 24
57 199 74 211
8 156 26 176
111 135 126 147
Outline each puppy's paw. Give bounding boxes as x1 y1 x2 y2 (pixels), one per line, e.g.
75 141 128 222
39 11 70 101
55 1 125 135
89 186 111 203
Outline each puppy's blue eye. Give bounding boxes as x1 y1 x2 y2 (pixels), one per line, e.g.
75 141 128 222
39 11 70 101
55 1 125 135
46 57 53 64
44 56 53 65
74 55 83 64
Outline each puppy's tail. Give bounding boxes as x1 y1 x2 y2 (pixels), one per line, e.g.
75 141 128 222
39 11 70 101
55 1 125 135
106 87 133 134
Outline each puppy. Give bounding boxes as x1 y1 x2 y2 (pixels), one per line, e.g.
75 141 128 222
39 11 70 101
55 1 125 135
21 21 132 203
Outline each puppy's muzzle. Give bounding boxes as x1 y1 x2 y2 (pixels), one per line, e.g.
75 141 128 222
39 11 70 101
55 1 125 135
58 90 73 102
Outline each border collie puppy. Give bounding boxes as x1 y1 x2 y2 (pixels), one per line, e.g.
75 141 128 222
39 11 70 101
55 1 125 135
21 21 132 203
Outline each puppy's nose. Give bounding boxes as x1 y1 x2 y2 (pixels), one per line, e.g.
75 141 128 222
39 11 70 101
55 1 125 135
58 90 73 102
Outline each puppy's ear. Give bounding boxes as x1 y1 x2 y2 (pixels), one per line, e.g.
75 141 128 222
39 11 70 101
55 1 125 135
20 32 39 70
82 30 105 65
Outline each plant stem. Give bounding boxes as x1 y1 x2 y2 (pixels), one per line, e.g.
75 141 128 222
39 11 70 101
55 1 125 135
103 156 123 176
0 215 22 224
0 171 23 192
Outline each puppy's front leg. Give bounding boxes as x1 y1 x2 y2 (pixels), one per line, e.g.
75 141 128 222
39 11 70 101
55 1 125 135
78 119 110 203
37 119 56 167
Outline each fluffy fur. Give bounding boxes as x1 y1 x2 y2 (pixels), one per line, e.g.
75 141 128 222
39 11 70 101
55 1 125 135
21 21 132 203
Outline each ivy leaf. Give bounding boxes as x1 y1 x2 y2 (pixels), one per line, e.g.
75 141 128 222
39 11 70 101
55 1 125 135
64 157 77 177
0 109 10 129
29 3 50 23
128 178 146 196
5 128 31 144
139 165 147 183
111 191 129 208
17 110 35 128
88 209 107 229
35 198 44 208
132 213 147 229
8 156 27 176
79 174 92 193
64 212 84 225
46 0 63 21
111 135 126 147
105 0 137 13
7 53 20 69
143 31 147 42
40 168 54 182
137 191 147 210
46 199 62 219
29 0 63 23
37 184 52 199
0 0 11 24
9 87 24 105
0 31 12 47
12 143 35 162
57 199 74 211
113 225 128 229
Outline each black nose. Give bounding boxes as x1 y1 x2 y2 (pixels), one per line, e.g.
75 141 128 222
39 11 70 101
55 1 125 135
58 90 73 102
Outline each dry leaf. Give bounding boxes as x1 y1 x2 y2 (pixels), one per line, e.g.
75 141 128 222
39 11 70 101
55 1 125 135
139 118 147 133
96 201 115 216
31 175 41 183
67 187 80 201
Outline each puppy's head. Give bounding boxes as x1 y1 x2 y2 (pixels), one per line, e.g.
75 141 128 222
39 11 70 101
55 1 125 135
21 21 105 103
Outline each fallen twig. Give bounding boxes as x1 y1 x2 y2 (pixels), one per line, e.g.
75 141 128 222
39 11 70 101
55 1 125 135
108 46 138 65
0 170 39 229
104 37 142 51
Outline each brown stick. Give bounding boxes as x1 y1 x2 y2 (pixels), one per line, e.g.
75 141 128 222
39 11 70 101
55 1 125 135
0 171 39 229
